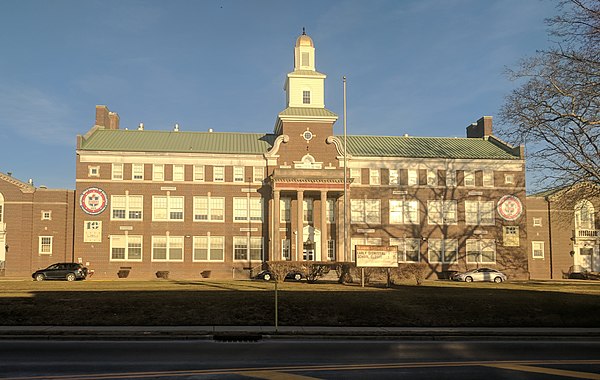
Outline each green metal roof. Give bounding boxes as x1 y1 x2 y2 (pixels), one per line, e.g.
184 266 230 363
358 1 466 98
343 135 519 160
80 128 520 160
80 130 276 154
279 107 338 118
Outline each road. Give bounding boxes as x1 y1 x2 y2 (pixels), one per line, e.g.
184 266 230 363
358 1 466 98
1 339 599 379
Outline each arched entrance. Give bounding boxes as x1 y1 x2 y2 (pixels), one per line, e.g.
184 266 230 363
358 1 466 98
303 225 321 261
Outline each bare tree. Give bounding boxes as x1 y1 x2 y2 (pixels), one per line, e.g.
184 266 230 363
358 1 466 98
498 0 600 192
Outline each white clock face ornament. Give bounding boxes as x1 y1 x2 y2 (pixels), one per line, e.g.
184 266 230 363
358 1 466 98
497 195 523 221
302 130 313 142
80 187 108 215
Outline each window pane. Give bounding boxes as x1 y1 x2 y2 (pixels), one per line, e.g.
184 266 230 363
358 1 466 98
194 236 208 261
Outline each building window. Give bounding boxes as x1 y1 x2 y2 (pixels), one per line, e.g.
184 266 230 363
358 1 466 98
280 198 291 222
303 198 313 223
41 211 52 220
110 235 142 261
193 236 224 262
389 169 399 185
350 237 382 261
83 221 102 243
39 236 53 255
233 197 263 222
533 217 542 227
152 196 184 221
213 166 225 182
111 195 143 220
483 171 494 187
466 239 496 264
112 164 124 180
233 166 245 182
408 169 418 186
503 226 520 247
575 200 595 230
390 238 420 263
303 90 310 104
326 199 335 222
463 171 475 187
153 164 164 181
88 166 100 177
369 169 380 185
301 52 309 66
193 196 224 222
327 240 335 261
173 165 185 182
350 168 362 185
253 167 264 183
427 170 437 186
351 199 381 224
532 241 545 259
233 236 263 261
428 239 458 263
427 200 457 225
132 164 144 180
282 239 291 260
465 201 495 225
504 174 514 184
193 165 205 182
152 236 184 262
389 200 419 224
0 193 3 223
445 170 457 187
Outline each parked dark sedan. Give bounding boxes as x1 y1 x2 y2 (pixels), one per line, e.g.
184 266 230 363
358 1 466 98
32 263 88 281
255 270 303 282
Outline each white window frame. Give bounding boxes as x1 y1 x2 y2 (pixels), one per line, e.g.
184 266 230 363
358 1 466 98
389 199 419 224
213 166 225 182
427 200 457 225
302 90 311 104
233 166 245 183
390 238 420 263
281 239 291 260
152 195 184 221
303 198 313 223
88 166 100 177
445 170 457 187
427 170 437 186
193 196 225 222
389 169 399 185
483 171 494 187
427 238 458 263
193 165 205 182
326 199 335 223
110 235 142 262
233 197 263 222
504 174 515 184
112 163 124 180
41 211 52 220
38 236 53 255
327 239 335 261
465 200 495 225
253 167 264 183
369 169 380 185
193 235 225 262
280 198 291 222
350 237 382 262
463 171 475 187
172 164 185 182
111 195 144 221
351 199 381 224
350 168 361 185
132 163 144 180
152 235 184 262
153 164 164 181
233 236 263 261
532 241 545 259
466 239 496 264
408 169 418 186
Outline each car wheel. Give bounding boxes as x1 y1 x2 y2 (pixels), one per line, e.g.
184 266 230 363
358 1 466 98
34 273 45 281
263 273 271 281
66 273 76 282
465 276 473 283
493 276 503 283
293 273 302 281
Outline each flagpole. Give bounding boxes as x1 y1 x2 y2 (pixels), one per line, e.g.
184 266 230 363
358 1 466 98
343 76 348 263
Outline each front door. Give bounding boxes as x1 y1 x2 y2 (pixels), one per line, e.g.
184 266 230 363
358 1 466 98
302 225 321 261
579 247 593 271
303 241 315 261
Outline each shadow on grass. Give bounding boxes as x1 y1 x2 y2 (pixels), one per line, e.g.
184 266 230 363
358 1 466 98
1 283 599 327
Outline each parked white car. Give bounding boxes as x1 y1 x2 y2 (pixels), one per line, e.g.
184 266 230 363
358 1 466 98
452 268 507 283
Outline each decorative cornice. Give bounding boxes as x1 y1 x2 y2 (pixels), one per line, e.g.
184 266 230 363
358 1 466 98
0 173 35 194
264 134 289 158
272 177 348 184
326 136 353 159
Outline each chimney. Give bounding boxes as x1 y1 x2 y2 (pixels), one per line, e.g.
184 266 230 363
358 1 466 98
466 116 493 138
95 105 120 130
138 122 144 131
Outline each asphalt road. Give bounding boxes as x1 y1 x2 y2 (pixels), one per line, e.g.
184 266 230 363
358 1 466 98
1 339 599 379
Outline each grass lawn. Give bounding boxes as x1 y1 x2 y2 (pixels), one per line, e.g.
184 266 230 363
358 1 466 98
0 279 599 327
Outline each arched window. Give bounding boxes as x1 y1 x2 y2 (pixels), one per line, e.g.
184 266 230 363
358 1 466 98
574 200 595 230
0 192 4 223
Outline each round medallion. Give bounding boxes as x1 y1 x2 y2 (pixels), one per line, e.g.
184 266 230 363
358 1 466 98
497 195 523 221
79 187 108 215
302 130 313 142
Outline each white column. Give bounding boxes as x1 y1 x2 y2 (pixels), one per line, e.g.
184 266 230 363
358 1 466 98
296 190 304 261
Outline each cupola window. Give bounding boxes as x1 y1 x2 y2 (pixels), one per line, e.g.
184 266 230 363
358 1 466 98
303 90 311 104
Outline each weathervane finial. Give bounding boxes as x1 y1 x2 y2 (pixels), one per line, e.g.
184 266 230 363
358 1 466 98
302 27 306 35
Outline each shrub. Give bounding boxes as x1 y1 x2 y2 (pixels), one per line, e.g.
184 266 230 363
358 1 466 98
267 261 301 283
392 263 428 286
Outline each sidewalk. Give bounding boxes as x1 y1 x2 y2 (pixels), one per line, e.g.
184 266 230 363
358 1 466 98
0 326 599 341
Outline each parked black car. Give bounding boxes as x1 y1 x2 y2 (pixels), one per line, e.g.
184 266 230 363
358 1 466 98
32 263 88 281
255 270 303 282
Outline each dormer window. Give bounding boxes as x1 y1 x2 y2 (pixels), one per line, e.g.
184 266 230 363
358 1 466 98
303 91 311 104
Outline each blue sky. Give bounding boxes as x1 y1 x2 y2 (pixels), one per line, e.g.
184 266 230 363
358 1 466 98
0 0 557 189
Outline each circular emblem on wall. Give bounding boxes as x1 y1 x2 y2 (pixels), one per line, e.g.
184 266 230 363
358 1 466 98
79 187 108 215
302 130 313 142
497 195 523 221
